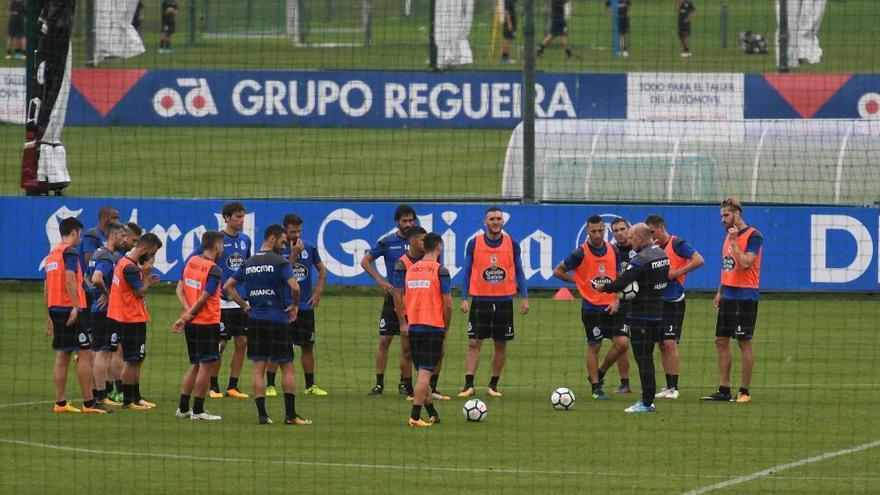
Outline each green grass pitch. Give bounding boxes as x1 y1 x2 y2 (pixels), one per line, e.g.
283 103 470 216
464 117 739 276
1 282 878 494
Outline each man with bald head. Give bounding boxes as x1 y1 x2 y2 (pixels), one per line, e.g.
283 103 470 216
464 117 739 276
594 223 670 413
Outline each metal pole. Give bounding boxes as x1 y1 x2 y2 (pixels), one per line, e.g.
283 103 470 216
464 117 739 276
778 0 789 72
522 0 536 203
611 0 619 56
720 1 728 49
429 0 437 69
85 0 95 66
189 0 197 45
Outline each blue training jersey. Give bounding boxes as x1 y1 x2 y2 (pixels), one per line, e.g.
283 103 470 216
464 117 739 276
89 246 122 314
233 250 294 324
367 231 409 281
281 240 322 310
219 230 251 302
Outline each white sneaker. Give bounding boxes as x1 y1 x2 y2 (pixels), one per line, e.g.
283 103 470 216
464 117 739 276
680 52 692 58
175 408 191 418
191 411 222 421
621 50 629 57
665 388 680 399
654 388 669 398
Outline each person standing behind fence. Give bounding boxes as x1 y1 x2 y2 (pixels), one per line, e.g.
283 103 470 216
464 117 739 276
605 0 631 57
5 0 25 60
537 0 574 59
159 0 177 54
501 0 517 63
677 0 695 58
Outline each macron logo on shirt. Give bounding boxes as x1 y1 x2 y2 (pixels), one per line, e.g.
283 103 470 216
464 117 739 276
245 265 274 274
407 280 431 289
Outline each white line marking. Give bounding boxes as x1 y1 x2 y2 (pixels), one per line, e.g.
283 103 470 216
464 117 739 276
2 438 878 483
682 439 880 495
0 400 55 409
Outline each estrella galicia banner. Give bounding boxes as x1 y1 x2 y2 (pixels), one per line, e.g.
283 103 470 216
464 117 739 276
2 197 879 292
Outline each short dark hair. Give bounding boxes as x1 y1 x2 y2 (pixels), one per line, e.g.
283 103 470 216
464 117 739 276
283 213 303 227
137 232 163 249
423 232 443 253
264 224 285 241
644 214 666 227
59 217 84 237
406 226 427 239
222 201 247 219
721 197 743 213
98 206 117 221
610 217 630 228
201 230 225 251
394 204 416 221
485 207 503 216
587 215 604 225
125 222 143 237
104 222 125 237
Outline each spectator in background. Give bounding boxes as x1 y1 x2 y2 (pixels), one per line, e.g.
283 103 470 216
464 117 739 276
132 1 145 33
605 0 631 57
501 0 516 64
159 0 177 54
6 0 25 60
677 0 696 58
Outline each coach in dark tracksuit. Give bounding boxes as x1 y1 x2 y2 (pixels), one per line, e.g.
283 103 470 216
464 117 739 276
595 223 669 413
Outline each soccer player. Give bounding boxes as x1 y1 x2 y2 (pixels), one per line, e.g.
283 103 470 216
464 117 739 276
361 205 417 397
266 214 329 397
107 232 163 410
606 216 634 393
458 207 529 399
5 0 25 60
210 201 252 399
501 0 517 63
106 222 142 403
537 0 573 59
172 230 225 421
80 206 120 341
702 197 763 403
44 217 111 414
553 215 625 401
159 0 177 54
645 214 704 399
88 222 130 407
390 226 450 400
605 0 631 56
595 223 670 413
677 0 696 58
224 224 311 426
396 233 452 427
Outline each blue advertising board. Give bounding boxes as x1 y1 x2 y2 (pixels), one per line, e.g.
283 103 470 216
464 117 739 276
3 197 878 292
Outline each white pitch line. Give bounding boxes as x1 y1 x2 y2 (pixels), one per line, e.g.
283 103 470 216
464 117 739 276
0 400 55 409
2 438 878 483
681 439 880 495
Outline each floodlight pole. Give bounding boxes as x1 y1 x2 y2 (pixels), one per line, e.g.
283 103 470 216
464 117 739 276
522 0 536 203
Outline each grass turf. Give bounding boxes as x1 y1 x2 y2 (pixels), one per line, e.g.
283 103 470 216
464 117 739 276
0 282 878 494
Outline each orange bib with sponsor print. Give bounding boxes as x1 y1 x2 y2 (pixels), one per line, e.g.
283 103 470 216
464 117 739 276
469 234 517 297
720 227 762 289
664 235 689 286
573 241 617 306
45 242 87 309
405 260 445 328
182 255 221 325
107 256 150 323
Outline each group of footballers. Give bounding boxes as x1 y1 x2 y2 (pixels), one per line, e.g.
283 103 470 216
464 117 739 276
44 197 762 425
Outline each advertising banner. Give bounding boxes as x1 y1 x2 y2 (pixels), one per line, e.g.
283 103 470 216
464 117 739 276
3 197 878 292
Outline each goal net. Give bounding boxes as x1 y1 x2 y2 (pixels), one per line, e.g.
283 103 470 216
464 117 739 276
502 119 880 204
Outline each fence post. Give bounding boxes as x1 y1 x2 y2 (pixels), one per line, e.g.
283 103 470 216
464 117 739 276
778 0 789 72
720 1 728 49
428 0 437 69
522 0 536 203
189 0 197 45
